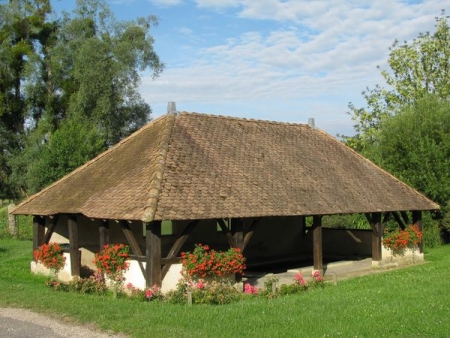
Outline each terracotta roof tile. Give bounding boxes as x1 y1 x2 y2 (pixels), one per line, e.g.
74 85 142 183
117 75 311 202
13 112 439 220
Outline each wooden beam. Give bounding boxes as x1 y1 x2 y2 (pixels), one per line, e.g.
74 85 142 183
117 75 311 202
146 221 162 287
161 220 199 279
412 210 423 253
120 221 145 277
217 219 234 247
44 215 59 244
33 216 45 260
68 215 80 277
400 211 410 225
369 213 382 261
99 220 109 250
392 211 406 230
242 218 260 252
312 215 323 272
232 218 244 250
120 221 143 256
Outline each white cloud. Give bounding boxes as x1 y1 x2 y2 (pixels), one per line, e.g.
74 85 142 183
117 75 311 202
141 0 450 136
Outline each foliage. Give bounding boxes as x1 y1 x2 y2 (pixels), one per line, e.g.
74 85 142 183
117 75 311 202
165 275 243 305
33 242 66 274
181 244 246 278
0 0 164 198
343 11 450 153
46 272 108 295
0 205 33 240
383 224 423 256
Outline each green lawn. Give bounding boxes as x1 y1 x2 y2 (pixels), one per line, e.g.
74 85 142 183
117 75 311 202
1 239 449 337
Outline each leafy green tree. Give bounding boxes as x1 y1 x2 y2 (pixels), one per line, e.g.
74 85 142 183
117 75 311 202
0 0 54 198
373 96 450 207
2 0 164 196
343 11 450 153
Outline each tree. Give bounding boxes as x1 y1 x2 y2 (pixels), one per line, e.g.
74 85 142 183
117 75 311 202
371 95 449 245
374 96 450 208
343 11 450 153
1 0 164 196
0 0 54 198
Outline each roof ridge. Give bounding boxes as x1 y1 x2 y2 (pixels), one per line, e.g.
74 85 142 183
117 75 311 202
12 115 171 215
178 111 310 127
142 113 177 222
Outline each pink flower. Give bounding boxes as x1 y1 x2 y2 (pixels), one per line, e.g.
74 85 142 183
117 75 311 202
196 280 205 289
294 273 306 285
145 289 153 299
126 283 133 290
244 283 258 295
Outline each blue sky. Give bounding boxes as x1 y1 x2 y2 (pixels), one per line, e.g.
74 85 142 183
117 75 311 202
54 0 449 136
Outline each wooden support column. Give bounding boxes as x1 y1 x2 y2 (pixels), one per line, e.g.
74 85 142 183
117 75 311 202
33 216 45 260
369 213 382 262
145 221 162 288
68 214 80 277
312 215 323 272
412 210 423 253
99 220 110 250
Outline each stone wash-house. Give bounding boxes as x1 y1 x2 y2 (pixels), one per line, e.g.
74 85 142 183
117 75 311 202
12 111 439 291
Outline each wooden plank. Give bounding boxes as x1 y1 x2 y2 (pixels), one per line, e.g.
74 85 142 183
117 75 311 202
161 220 199 279
44 215 59 244
242 218 260 252
312 216 323 272
68 215 80 277
146 221 162 287
217 219 234 247
33 216 45 260
370 213 382 261
412 210 423 253
99 220 109 250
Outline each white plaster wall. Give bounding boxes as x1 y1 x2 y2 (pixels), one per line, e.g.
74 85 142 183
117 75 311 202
122 260 182 293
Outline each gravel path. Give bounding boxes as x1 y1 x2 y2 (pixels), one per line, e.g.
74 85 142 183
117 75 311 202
0 308 128 338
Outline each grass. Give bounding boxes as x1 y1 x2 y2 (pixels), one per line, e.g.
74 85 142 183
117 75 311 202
1 239 450 337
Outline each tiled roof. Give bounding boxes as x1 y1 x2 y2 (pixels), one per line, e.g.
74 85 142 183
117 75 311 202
13 112 439 221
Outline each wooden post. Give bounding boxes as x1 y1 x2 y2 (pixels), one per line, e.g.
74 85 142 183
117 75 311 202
99 220 110 250
312 215 323 272
33 216 45 260
370 213 382 262
8 203 17 238
412 210 423 253
68 214 80 277
146 221 162 287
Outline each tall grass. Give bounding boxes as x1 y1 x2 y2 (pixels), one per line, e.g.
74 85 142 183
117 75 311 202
1 239 450 337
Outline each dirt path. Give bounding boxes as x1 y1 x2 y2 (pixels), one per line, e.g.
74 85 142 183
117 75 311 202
0 308 128 338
